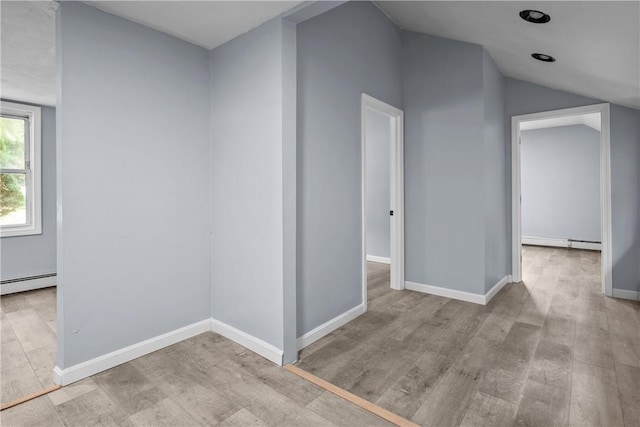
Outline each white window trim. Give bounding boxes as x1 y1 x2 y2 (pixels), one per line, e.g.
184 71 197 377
1 101 42 238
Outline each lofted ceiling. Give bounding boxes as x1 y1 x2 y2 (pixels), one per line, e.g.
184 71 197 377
1 1 639 110
376 1 640 110
86 1 303 50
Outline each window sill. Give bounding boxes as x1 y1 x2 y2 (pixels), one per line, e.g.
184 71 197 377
1 225 42 238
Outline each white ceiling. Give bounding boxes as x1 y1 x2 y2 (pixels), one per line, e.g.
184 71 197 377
520 113 601 132
376 1 640 110
0 1 57 106
2 1 639 110
86 1 303 50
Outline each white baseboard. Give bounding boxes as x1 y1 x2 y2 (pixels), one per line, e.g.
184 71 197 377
297 304 365 350
485 275 512 304
405 275 512 306
522 236 601 251
1 276 56 295
53 319 211 386
366 255 391 265
612 288 640 301
405 281 485 305
210 318 283 366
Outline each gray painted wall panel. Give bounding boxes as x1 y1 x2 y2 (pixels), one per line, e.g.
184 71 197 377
210 18 285 349
1 105 56 281
365 108 390 259
297 1 402 336
57 2 211 367
521 125 601 243
482 51 508 292
610 105 640 292
506 78 640 293
402 30 486 294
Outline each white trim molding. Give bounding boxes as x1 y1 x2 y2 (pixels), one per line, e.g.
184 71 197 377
522 237 601 251
1 275 56 295
361 93 405 314
484 275 512 304
53 319 211 386
0 101 42 238
366 255 391 265
297 304 365 350
406 275 512 306
405 281 485 305
210 318 284 366
612 289 640 301
512 103 612 297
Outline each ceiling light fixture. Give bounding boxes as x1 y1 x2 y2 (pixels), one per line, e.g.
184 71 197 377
532 53 556 62
519 10 551 24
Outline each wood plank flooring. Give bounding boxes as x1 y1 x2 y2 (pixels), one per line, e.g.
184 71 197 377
297 246 640 427
1 330 398 426
2 246 638 426
1 287 57 406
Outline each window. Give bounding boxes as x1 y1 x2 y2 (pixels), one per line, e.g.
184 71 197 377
1 101 42 237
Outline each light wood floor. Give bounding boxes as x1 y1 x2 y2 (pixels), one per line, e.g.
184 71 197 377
2 246 638 426
1 297 393 426
297 246 640 427
1 287 57 405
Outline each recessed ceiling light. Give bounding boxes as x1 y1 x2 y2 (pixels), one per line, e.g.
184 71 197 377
532 53 556 63
519 10 551 24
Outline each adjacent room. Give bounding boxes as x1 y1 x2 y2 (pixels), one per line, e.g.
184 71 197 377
519 111 604 293
1 1 638 426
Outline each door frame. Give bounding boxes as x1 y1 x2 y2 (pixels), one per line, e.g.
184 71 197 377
511 103 612 296
361 93 405 312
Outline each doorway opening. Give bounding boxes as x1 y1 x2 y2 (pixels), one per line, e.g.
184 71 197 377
361 94 404 311
511 103 612 296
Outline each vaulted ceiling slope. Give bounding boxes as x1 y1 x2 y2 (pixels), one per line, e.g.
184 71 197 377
2 1 639 110
86 1 303 50
375 1 640 110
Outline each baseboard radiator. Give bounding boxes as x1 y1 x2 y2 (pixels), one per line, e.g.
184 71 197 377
1 273 57 295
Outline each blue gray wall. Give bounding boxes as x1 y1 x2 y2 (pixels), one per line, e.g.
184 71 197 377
56 2 211 367
210 17 296 354
482 52 508 292
610 105 640 293
403 30 486 295
506 78 640 293
521 125 601 242
365 108 390 259
297 1 403 337
1 105 56 282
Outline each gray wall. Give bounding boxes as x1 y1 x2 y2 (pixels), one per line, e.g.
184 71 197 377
365 108 390 259
482 51 509 292
210 17 293 352
403 30 486 294
521 125 601 242
610 105 640 293
56 2 211 367
1 105 56 281
506 77 640 293
297 1 403 336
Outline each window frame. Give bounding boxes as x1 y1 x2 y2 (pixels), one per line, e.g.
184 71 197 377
1 101 42 238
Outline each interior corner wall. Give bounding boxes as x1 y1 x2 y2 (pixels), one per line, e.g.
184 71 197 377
402 30 486 295
297 1 402 337
209 18 289 351
1 105 56 282
56 1 211 368
482 51 508 292
505 78 640 294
